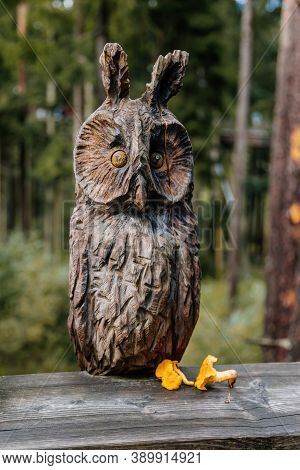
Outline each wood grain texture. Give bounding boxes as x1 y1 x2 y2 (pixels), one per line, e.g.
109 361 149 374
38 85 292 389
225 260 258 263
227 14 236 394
69 43 200 375
1 363 300 450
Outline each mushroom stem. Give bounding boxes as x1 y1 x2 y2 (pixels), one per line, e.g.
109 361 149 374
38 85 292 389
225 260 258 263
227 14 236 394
214 370 237 388
174 363 194 386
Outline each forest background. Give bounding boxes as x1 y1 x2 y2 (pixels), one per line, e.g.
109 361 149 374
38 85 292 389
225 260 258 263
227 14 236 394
0 0 292 375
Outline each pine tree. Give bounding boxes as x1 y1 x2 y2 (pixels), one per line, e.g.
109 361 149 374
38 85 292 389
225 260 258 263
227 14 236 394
228 0 253 306
265 0 300 361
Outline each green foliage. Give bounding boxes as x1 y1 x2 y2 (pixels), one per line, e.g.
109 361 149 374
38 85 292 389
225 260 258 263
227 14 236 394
35 123 73 182
0 234 76 375
183 275 265 365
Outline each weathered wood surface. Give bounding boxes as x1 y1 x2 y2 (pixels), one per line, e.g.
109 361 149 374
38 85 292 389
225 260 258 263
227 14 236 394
1 363 300 450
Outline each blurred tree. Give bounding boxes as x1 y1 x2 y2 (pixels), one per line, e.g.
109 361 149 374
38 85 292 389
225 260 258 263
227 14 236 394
95 0 109 102
251 0 281 120
265 0 300 361
16 1 31 233
229 0 253 306
72 0 83 144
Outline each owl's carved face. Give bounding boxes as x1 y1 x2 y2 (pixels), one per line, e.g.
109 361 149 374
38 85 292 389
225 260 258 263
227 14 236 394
75 44 193 209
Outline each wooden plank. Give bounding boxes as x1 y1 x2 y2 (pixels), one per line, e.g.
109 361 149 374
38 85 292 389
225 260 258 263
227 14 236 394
0 363 300 450
221 127 270 148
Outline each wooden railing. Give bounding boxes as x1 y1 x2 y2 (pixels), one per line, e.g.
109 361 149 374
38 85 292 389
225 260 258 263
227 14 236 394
1 363 299 449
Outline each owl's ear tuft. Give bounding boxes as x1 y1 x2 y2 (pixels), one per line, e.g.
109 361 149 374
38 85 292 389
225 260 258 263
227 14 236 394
99 43 130 105
142 50 188 108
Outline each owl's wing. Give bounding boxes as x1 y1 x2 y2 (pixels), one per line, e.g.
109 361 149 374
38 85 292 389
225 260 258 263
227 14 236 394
68 205 118 371
68 205 91 369
69 206 89 309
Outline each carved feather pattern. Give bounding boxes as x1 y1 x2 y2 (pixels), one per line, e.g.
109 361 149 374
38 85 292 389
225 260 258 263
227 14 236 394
69 43 200 375
69 201 199 374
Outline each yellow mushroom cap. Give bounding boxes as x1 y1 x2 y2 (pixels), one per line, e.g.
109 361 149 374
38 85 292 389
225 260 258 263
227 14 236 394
161 372 183 391
194 355 238 391
155 359 174 379
194 355 218 391
155 359 183 391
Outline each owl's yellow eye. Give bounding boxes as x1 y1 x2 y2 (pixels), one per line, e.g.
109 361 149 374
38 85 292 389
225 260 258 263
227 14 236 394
150 152 164 170
111 150 128 168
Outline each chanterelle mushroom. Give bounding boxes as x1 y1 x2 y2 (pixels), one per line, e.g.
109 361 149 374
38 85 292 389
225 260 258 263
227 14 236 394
194 355 237 391
155 360 194 390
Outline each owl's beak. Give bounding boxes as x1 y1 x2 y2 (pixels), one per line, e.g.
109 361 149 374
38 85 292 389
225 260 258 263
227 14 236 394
133 175 147 211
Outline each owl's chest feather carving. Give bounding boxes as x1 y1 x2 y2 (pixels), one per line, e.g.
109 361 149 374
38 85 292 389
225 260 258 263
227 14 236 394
69 200 198 374
86 206 178 326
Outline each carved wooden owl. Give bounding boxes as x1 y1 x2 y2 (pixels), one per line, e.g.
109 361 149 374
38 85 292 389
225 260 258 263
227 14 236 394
68 43 200 375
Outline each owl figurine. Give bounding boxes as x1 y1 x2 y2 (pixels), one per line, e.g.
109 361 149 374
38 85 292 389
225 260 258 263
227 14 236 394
68 43 200 375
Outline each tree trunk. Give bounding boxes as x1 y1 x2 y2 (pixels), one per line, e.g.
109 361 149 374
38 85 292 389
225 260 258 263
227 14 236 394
265 0 300 362
17 1 30 233
72 84 82 144
83 81 94 119
228 0 253 306
72 0 83 144
46 80 56 136
16 2 28 95
95 0 109 102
